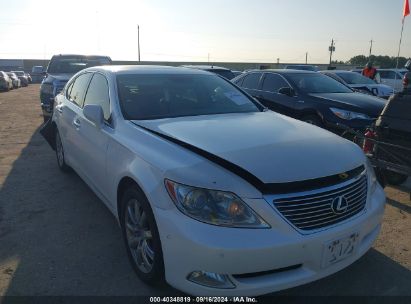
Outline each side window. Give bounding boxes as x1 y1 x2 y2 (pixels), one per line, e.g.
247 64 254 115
68 73 93 107
241 73 262 89
233 75 245 86
262 73 289 92
65 81 74 98
84 73 110 121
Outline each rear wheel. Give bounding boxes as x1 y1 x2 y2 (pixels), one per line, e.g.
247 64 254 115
384 170 408 186
55 130 70 172
120 186 164 284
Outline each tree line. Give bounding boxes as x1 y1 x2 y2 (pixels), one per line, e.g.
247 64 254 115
346 55 409 68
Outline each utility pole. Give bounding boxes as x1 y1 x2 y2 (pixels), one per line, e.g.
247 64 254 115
329 39 335 66
137 25 141 62
369 39 373 58
305 52 308 64
208 53 210 63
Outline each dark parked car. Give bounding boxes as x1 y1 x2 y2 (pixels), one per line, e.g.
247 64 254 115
320 70 393 99
31 66 44 83
11 71 29 87
285 65 319 72
181 65 236 80
40 54 112 122
232 70 386 132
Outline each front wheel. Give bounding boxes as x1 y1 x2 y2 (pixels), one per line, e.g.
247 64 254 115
55 130 70 172
120 186 164 284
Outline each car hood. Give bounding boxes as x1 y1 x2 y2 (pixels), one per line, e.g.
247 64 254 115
309 92 386 117
350 83 394 94
43 73 73 84
133 112 365 184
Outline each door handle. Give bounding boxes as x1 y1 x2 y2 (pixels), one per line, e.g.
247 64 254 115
56 105 63 113
73 118 81 128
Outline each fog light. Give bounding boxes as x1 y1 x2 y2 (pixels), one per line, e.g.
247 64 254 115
187 271 235 289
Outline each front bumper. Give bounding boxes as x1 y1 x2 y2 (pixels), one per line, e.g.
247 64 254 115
154 184 385 296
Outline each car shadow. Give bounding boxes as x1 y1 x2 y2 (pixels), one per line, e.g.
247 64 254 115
386 198 411 214
270 248 411 296
0 127 410 297
0 127 178 296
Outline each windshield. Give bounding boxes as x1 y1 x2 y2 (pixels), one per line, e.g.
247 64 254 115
117 74 262 120
47 56 111 74
287 73 353 94
336 72 376 85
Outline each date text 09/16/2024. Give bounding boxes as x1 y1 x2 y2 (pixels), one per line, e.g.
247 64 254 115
149 297 258 303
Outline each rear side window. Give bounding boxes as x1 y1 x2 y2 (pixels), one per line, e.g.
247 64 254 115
241 73 262 89
262 73 289 92
68 73 93 107
84 73 111 121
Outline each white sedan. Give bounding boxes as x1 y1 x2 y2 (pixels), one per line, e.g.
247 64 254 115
42 65 386 296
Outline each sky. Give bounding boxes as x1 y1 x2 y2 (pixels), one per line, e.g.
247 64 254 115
0 0 410 64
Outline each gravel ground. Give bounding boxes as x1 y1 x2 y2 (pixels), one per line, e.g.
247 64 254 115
0 85 410 297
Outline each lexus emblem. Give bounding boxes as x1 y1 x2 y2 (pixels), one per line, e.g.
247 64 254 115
339 172 349 180
331 196 349 214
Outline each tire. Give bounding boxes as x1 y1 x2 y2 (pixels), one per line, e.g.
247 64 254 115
301 114 323 127
120 185 164 284
55 130 70 172
384 170 408 186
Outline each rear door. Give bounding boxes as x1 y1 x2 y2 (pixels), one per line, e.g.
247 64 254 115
258 73 299 117
57 72 93 172
74 72 112 195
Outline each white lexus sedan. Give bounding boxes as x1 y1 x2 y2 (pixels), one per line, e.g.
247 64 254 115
42 65 386 296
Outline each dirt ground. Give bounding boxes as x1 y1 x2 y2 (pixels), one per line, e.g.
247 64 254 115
0 85 410 297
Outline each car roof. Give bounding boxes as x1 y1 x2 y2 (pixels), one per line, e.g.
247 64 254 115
320 70 355 74
285 64 316 67
181 65 231 71
86 65 216 75
253 69 317 74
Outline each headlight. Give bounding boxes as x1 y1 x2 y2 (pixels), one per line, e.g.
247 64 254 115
366 158 378 194
330 108 371 120
165 179 270 228
41 83 54 95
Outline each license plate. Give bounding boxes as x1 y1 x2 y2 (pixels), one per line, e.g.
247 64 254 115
322 233 360 268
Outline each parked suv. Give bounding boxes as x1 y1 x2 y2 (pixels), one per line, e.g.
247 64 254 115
233 70 386 132
40 54 112 122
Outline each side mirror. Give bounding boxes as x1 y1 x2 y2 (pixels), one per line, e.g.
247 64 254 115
278 87 295 97
83 104 104 128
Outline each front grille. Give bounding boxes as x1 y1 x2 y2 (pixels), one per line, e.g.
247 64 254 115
273 173 367 231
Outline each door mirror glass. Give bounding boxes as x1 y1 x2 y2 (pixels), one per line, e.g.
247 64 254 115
278 87 295 96
83 104 104 128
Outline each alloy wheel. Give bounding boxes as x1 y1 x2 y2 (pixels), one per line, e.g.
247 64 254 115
125 198 155 273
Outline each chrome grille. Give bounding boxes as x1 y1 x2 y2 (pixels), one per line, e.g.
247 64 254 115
273 173 367 231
